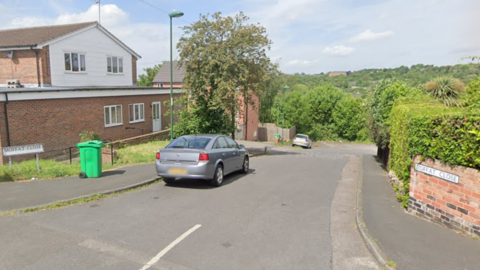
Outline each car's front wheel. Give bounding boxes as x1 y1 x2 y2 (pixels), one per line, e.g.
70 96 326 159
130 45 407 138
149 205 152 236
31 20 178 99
210 165 224 187
163 177 175 185
241 156 249 174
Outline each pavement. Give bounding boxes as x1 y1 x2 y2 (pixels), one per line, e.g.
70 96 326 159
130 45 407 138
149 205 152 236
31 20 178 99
1 140 480 269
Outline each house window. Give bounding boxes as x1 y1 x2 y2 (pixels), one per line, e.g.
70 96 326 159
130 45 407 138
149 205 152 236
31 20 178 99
104 105 123 127
64 52 86 72
107 56 123 74
129 103 145 123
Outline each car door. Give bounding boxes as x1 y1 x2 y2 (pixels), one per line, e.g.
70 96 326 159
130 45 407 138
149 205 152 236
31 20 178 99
224 136 241 171
213 137 233 173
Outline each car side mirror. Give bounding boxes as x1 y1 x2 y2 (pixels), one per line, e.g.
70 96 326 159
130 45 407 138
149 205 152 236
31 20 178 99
239 144 245 149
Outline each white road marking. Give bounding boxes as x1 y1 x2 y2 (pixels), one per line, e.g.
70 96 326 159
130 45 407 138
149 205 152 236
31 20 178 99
139 224 202 270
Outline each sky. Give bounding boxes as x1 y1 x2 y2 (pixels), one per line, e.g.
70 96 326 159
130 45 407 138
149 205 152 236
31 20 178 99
0 0 479 75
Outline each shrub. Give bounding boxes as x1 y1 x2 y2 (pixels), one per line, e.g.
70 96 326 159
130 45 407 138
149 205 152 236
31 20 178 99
463 77 480 108
79 131 101 142
308 123 339 141
425 76 465 107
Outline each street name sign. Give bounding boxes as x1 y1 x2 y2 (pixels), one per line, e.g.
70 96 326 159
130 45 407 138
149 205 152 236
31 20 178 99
2 144 44 157
414 163 459 184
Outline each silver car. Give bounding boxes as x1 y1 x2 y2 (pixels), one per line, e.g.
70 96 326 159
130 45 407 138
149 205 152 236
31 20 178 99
292 134 312 149
155 134 249 187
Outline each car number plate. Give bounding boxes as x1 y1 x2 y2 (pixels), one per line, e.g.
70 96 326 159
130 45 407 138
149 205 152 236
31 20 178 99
169 168 187 175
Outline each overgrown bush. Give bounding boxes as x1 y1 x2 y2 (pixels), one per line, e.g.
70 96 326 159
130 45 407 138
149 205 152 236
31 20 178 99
173 93 232 137
332 95 366 141
463 77 480 108
369 79 423 149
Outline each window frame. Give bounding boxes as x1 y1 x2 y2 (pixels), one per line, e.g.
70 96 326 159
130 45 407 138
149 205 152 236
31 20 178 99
107 56 124 74
214 137 229 149
129 103 145 123
64 52 86 73
104 105 123 127
224 137 239 148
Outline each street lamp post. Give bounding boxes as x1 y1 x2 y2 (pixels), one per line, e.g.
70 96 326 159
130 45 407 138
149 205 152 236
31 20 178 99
168 10 184 141
276 102 280 142
282 85 290 144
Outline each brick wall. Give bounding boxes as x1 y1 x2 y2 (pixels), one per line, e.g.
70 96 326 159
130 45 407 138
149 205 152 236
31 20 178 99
236 93 260 141
409 155 480 237
244 93 259 141
38 46 51 85
0 93 182 164
0 49 39 85
132 56 137 85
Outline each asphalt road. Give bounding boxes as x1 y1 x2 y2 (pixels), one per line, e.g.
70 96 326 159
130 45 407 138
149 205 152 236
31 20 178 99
0 146 378 270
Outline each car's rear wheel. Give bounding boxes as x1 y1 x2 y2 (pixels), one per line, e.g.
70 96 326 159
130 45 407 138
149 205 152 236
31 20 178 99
210 165 224 187
163 177 175 185
241 156 249 174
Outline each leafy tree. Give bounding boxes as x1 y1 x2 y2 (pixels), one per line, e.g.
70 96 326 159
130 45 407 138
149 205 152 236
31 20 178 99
177 12 276 138
284 91 308 130
137 64 162 87
305 84 343 129
258 68 282 123
425 76 465 107
332 95 366 141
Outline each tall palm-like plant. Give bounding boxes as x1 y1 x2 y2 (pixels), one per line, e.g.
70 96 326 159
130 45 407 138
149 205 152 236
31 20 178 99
425 76 465 107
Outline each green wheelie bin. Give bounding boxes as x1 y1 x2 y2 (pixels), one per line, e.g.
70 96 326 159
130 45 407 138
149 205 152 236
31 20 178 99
77 140 105 178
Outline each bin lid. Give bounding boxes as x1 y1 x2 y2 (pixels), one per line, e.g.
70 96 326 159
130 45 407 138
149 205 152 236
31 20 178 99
76 140 105 148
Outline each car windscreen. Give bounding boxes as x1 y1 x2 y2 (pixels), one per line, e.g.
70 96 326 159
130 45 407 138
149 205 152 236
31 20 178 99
166 137 212 149
296 134 307 139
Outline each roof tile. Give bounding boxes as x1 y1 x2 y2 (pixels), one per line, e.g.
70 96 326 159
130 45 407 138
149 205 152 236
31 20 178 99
0 22 97 48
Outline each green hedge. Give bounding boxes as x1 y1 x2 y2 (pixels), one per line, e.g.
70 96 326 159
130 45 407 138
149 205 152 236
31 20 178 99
389 98 480 206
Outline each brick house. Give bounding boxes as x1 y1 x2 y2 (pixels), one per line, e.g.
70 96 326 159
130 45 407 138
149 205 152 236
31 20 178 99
0 87 182 164
153 61 260 140
328 71 351 77
0 21 140 88
0 22 188 164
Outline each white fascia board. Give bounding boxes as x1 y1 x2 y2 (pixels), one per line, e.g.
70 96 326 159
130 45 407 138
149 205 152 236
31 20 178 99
0 46 42 51
0 89 184 102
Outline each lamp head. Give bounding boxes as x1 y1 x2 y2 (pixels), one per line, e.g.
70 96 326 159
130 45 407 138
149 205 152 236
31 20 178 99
169 10 184 18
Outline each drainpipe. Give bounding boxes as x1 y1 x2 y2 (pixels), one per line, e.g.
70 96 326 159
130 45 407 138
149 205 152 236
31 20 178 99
4 93 11 146
31 46 40 87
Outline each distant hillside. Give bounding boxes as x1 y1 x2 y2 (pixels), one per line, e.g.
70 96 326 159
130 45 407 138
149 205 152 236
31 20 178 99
285 63 480 96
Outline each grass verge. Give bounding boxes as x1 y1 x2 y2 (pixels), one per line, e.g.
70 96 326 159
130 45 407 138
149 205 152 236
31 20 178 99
0 140 169 182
